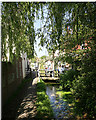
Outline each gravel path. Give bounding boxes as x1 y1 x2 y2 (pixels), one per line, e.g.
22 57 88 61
2 76 39 120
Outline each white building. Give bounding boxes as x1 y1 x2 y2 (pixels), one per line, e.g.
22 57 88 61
21 52 28 78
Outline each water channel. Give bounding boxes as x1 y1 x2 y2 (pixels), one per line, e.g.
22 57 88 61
45 83 74 120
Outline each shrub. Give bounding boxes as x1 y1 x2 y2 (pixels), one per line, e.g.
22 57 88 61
72 70 96 119
60 69 78 90
72 49 96 119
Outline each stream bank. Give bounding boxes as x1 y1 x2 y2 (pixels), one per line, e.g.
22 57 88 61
46 83 75 120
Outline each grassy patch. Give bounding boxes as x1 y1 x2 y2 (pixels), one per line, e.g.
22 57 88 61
36 79 54 120
56 87 75 118
56 91 73 102
45 82 60 86
56 86 75 106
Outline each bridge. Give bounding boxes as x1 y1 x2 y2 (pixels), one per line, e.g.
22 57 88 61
26 68 60 82
38 69 60 82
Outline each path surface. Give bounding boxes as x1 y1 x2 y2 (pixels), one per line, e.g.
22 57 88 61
2 76 39 120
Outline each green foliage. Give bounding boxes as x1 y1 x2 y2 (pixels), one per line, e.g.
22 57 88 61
73 73 96 118
36 79 46 91
56 90 73 105
60 48 96 118
31 56 38 63
40 55 47 60
37 2 96 119
60 69 78 90
72 49 96 119
36 79 54 119
54 3 96 118
2 2 96 118
39 55 47 69
1 2 42 62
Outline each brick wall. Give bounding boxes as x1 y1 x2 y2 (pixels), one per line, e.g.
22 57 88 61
2 57 23 106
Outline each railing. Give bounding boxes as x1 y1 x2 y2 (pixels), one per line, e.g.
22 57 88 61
25 68 31 74
39 69 59 77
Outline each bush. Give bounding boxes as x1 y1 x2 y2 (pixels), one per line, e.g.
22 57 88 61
72 70 96 119
72 49 96 119
60 69 78 90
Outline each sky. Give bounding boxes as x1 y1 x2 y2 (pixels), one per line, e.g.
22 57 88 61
34 19 49 58
34 7 49 58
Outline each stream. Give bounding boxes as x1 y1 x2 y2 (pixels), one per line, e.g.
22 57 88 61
46 84 74 120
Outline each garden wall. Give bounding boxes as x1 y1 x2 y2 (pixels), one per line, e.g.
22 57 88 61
2 57 23 106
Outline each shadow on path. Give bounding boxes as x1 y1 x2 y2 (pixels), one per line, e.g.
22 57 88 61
2 72 38 120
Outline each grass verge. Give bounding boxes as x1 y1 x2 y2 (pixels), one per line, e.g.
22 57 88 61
36 79 54 120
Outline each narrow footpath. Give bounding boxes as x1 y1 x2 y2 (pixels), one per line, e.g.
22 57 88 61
2 75 39 120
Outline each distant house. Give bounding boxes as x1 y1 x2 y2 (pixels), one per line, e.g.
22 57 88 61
45 60 54 71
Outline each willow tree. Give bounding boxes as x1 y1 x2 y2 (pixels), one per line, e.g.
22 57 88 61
1 2 42 62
